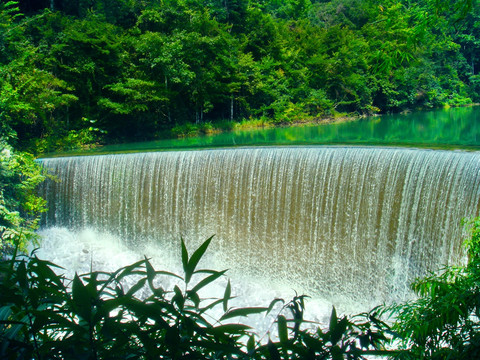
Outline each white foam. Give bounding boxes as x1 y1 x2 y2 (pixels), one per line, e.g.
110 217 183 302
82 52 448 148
35 226 349 338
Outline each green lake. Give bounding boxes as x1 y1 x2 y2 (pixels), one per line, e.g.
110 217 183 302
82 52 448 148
52 106 480 156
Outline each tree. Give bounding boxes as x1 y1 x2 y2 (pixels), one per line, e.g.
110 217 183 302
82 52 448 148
0 2 76 150
41 14 123 136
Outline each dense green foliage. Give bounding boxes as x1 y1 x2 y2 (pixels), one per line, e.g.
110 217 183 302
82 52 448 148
0 141 47 253
0 0 478 151
389 217 480 359
0 236 395 359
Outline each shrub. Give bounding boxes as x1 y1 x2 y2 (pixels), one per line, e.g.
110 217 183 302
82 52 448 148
0 142 47 254
390 217 480 359
0 236 395 359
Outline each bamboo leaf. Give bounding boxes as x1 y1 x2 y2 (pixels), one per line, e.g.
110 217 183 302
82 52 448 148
266 298 285 315
209 323 252 335
185 235 214 283
329 306 338 334
16 260 27 290
155 270 183 280
126 277 147 297
330 317 348 345
192 340 244 354
267 340 281 360
303 331 325 352
188 290 201 308
72 273 92 320
220 307 267 321
277 315 288 343
223 279 231 312
116 259 148 280
4 321 26 340
144 257 166 296
331 345 343 360
199 298 223 314
181 237 189 277
0 306 12 322
190 269 227 294
247 335 256 353
172 285 184 310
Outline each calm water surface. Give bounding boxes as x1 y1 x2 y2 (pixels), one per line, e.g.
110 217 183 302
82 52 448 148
52 106 480 155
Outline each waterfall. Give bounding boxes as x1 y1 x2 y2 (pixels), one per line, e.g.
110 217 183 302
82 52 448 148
38 146 480 307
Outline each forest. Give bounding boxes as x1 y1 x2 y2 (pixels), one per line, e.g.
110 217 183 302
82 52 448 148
0 0 479 153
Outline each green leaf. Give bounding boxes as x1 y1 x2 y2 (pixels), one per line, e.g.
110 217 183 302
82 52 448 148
183 309 210 327
126 277 147 297
267 340 281 360
266 298 285 315
154 270 184 280
117 259 148 280
198 298 223 314
329 306 338 334
185 235 214 283
192 340 243 354
181 237 189 277
172 285 184 310
4 320 27 340
247 334 256 353
32 258 64 288
144 257 164 296
209 323 251 335
187 290 201 308
0 306 12 322
330 317 348 345
223 279 231 312
220 307 268 321
331 345 343 360
190 269 227 294
303 332 325 352
16 260 27 290
72 273 93 320
277 315 288 343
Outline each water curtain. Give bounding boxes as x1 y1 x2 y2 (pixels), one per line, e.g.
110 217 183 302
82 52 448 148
39 147 480 306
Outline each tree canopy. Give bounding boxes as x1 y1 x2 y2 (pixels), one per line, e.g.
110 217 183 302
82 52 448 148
0 0 478 150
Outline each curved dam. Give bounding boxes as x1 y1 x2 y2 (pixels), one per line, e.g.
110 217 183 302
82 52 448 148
39 146 480 307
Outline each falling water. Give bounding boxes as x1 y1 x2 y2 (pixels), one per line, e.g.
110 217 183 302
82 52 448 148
38 146 480 308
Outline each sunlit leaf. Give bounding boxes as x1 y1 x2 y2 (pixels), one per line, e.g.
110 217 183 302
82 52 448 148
185 235 214 283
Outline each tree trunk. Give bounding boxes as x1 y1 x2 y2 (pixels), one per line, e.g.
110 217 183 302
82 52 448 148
165 76 171 123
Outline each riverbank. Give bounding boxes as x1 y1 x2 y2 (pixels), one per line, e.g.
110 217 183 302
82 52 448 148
170 112 365 139
40 104 480 157
168 103 480 139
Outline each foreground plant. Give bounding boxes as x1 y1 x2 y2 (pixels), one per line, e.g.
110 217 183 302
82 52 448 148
0 235 395 359
390 217 480 359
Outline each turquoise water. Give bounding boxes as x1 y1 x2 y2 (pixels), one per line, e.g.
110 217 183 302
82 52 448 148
51 106 480 156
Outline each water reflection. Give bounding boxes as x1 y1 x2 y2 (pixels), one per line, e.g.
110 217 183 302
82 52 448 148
53 106 480 156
